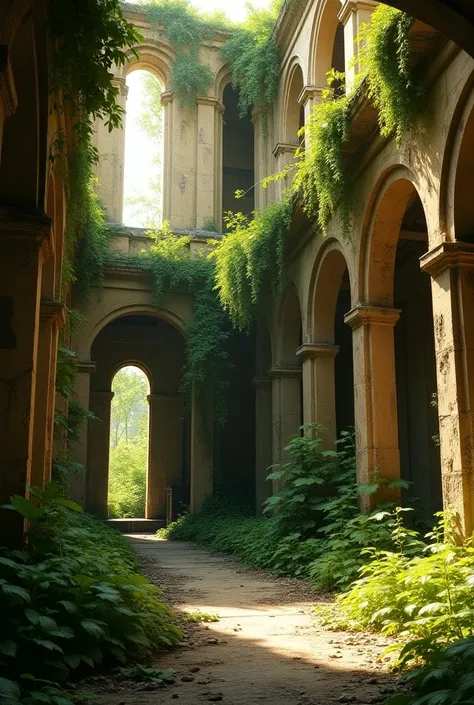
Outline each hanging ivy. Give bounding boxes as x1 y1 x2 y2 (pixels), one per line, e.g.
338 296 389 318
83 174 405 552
211 198 293 331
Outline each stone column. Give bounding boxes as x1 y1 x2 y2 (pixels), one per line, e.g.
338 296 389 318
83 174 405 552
338 0 378 92
196 97 224 230
190 384 213 512
298 86 324 132
146 393 183 519
0 208 51 544
297 343 339 446
270 366 302 489
272 143 298 199
344 306 401 509
86 390 114 518
93 74 128 222
421 242 474 535
30 300 66 487
254 376 273 510
68 360 96 507
161 90 174 224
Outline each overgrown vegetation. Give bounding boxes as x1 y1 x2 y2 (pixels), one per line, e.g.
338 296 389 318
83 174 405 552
162 427 409 590
0 484 180 704
211 198 293 330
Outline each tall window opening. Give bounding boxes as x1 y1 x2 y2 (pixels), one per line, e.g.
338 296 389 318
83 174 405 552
108 366 150 518
123 70 164 228
222 84 255 223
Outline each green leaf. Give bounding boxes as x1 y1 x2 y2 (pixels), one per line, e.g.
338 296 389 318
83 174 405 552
53 498 83 513
32 639 63 653
8 496 46 520
81 619 106 638
0 640 17 657
64 653 81 670
0 678 20 698
2 584 31 602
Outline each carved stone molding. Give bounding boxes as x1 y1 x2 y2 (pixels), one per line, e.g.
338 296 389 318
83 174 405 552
269 365 302 378
296 343 339 361
344 306 401 330
40 299 66 328
420 241 474 278
0 206 53 258
272 142 298 158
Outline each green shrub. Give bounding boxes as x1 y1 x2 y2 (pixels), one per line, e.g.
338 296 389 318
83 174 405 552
107 440 147 518
0 485 180 701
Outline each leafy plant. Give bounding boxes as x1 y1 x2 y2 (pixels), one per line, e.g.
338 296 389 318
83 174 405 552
360 5 423 147
211 198 293 330
119 664 175 685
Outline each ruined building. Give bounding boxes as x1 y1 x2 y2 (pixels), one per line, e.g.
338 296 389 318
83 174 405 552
2 0 474 543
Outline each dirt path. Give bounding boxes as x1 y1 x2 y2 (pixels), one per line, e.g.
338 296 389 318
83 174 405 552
100 535 397 705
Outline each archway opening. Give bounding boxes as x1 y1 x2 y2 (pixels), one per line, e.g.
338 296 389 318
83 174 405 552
222 84 255 224
280 285 303 442
285 64 305 145
335 268 354 435
108 365 150 518
454 101 474 241
123 70 164 228
394 193 442 515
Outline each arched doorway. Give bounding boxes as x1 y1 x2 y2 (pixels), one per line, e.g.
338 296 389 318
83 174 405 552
123 70 164 228
108 365 150 518
86 313 190 521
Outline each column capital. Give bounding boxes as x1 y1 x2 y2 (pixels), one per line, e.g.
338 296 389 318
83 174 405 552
112 75 128 98
344 306 401 330
196 96 225 113
40 299 66 327
420 241 474 278
0 206 53 258
338 0 378 24
161 90 174 105
90 390 114 401
297 85 325 106
272 141 298 158
77 360 97 375
269 365 302 379
296 343 339 361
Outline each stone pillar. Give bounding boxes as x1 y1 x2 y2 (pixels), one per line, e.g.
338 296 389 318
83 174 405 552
421 242 474 535
161 90 173 224
338 0 378 92
344 306 401 509
298 86 324 132
0 208 51 544
146 393 183 519
254 377 273 510
0 47 18 159
68 360 96 507
86 390 114 518
297 343 339 446
30 300 66 487
93 74 128 222
272 143 298 199
196 97 224 229
270 366 302 489
190 385 213 512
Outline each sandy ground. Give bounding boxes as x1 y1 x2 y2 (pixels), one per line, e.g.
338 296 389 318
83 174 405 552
97 535 398 705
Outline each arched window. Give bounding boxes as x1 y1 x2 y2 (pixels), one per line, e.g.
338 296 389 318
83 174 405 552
123 70 164 228
108 365 150 518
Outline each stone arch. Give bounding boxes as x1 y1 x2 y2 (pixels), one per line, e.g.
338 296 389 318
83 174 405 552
309 0 344 87
110 359 154 393
125 44 173 89
309 239 351 342
361 166 430 306
215 66 233 104
440 68 474 242
281 60 305 145
85 303 187 358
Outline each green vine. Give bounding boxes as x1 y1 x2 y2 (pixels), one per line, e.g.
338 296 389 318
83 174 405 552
109 225 232 426
212 198 293 331
360 5 423 147
143 0 229 107
220 1 282 122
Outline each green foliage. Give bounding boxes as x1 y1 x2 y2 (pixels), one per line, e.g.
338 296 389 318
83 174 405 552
165 428 407 590
334 511 474 647
183 610 220 623
211 198 293 330
386 637 474 705
220 1 282 122
145 0 226 107
0 485 181 701
108 440 148 518
293 91 352 236
48 0 140 130
118 664 175 685
109 225 232 425
360 5 423 147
